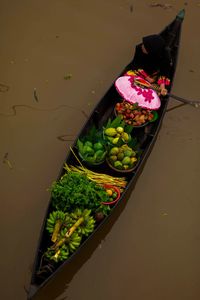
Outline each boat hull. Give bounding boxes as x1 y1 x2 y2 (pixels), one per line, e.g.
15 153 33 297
28 9 185 299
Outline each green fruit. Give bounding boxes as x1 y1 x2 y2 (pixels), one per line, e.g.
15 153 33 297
83 145 94 155
95 150 104 157
114 161 123 169
84 141 93 148
122 156 131 165
85 155 96 163
131 150 136 157
121 132 129 142
112 192 117 199
130 157 137 164
112 137 119 144
116 126 124 133
94 142 104 151
104 128 117 137
110 147 119 155
123 164 129 170
117 152 124 161
124 149 132 157
121 144 128 150
95 150 106 162
110 155 117 162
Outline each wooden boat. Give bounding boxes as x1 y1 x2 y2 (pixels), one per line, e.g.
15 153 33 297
28 9 185 299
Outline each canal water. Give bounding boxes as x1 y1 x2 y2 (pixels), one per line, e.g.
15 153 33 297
1 1 200 299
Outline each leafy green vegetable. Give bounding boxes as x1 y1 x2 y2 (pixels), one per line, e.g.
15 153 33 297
77 139 84 153
105 116 125 129
77 126 107 164
50 172 110 216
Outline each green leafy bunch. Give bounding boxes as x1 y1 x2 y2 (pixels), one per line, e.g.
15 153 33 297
77 126 107 164
50 172 110 215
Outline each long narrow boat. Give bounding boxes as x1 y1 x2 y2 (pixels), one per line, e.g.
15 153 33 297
28 9 185 299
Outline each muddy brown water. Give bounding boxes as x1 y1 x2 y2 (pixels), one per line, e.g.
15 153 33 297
1 1 200 300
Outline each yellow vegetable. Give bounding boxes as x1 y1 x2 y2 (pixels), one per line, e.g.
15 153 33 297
130 157 137 164
112 137 119 144
104 128 117 137
106 189 113 196
116 127 124 133
121 132 129 142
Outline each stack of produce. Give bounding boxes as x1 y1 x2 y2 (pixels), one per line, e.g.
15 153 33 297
64 163 127 189
103 116 132 146
115 101 156 127
40 168 128 265
101 184 121 205
103 116 139 171
50 172 111 217
45 208 95 262
107 144 137 171
77 140 106 165
77 126 107 165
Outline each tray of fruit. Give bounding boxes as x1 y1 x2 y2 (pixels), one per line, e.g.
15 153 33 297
115 101 158 127
101 184 121 205
106 144 139 173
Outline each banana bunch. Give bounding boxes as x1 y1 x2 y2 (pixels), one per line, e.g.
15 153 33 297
45 231 82 262
44 208 95 263
46 210 70 234
45 243 70 263
70 208 95 236
60 230 82 253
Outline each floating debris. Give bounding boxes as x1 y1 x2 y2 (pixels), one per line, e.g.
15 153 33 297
82 109 88 118
3 152 13 169
64 74 72 80
161 212 168 217
0 103 87 117
189 69 195 73
57 134 75 142
91 90 95 94
130 5 133 12
33 88 39 102
149 3 173 9
0 83 10 92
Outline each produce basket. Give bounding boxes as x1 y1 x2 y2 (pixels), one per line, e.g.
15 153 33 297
106 157 139 173
106 143 140 173
101 184 121 205
114 101 158 128
102 116 133 148
78 151 106 166
76 126 107 166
